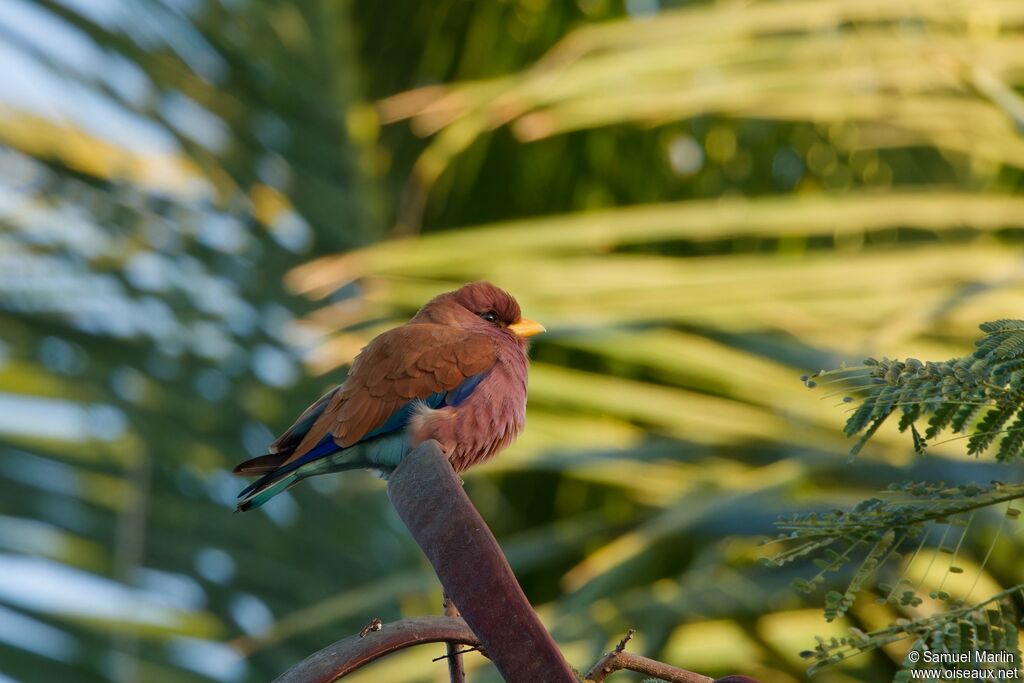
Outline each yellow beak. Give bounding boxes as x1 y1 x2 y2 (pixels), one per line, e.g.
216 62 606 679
508 318 546 338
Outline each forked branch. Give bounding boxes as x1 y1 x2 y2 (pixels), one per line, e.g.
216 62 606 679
273 442 759 683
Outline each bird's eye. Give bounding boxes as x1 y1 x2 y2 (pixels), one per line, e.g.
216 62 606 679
480 311 499 324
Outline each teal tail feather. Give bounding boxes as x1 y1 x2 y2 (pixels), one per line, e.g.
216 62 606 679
235 473 301 512
234 433 409 512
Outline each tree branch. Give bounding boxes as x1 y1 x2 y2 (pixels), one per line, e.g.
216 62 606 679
585 630 714 683
272 616 479 683
443 596 466 683
386 440 577 683
272 442 761 683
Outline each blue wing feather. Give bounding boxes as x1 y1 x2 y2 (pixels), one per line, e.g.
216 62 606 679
446 369 490 406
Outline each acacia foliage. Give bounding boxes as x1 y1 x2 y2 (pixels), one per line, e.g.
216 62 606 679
780 321 1024 679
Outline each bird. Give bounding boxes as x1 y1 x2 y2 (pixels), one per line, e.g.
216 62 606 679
232 281 545 511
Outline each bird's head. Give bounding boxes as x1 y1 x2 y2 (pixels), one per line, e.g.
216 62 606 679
414 281 545 343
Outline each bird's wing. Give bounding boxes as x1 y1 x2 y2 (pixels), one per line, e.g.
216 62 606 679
280 323 499 465
267 386 340 455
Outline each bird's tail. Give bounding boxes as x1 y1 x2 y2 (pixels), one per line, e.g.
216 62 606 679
233 433 409 511
233 438 360 512
232 452 288 476
235 470 302 512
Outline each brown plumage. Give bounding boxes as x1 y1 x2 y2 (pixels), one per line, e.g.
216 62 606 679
232 281 545 510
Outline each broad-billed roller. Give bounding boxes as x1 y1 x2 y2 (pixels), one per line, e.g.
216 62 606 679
233 281 544 511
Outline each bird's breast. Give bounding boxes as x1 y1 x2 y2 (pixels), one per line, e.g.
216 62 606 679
409 351 528 472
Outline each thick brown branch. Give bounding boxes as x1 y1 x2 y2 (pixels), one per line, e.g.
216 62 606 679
387 440 577 683
272 616 478 683
273 443 759 683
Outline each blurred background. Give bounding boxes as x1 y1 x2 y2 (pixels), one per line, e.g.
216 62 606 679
2 0 1024 681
